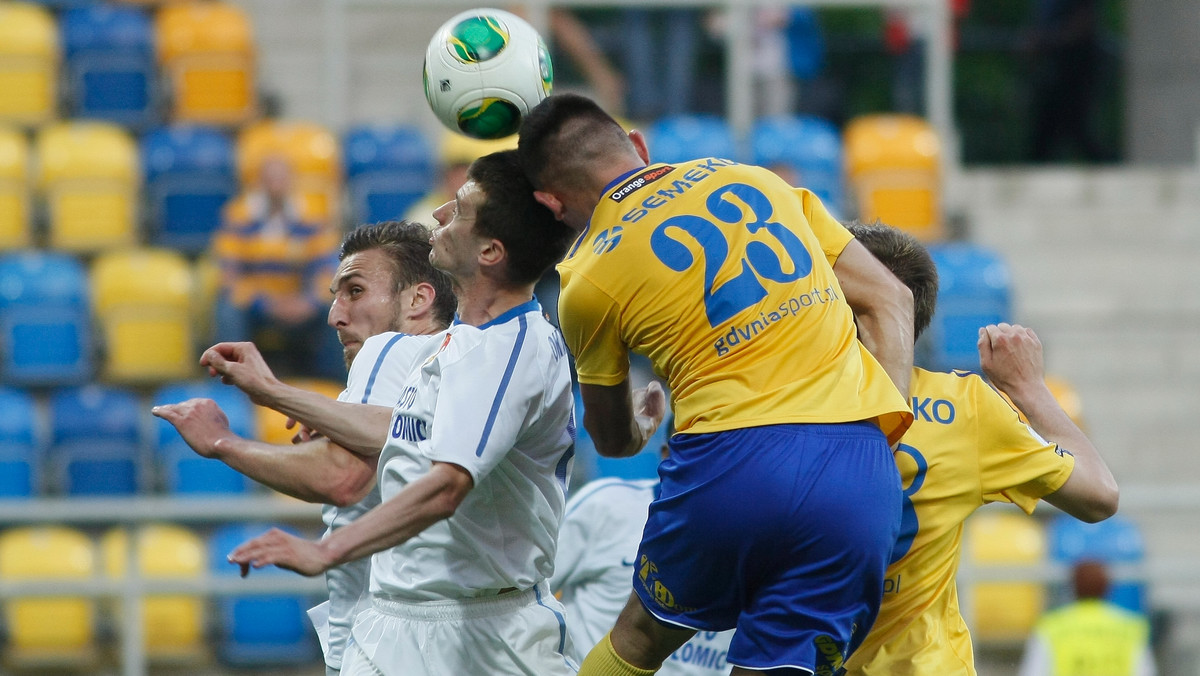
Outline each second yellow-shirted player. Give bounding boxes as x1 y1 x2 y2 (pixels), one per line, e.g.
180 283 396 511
843 222 1120 676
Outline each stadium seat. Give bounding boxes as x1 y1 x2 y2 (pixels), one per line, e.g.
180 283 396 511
0 525 99 667
1048 513 1147 613
236 120 342 226
191 254 222 344
0 386 40 497
208 522 321 666
101 524 208 662
964 509 1047 644
0 250 93 386
48 384 145 495
35 121 140 253
92 247 196 384
0 3 59 127
152 380 256 494
645 114 739 165
141 125 237 254
0 127 32 249
343 124 435 225
61 4 157 129
255 378 344 446
750 114 845 216
921 242 1013 373
844 113 944 241
155 1 257 126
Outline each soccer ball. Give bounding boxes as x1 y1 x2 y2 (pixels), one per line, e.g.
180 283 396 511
423 8 554 140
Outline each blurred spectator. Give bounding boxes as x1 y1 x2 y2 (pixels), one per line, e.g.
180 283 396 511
620 9 703 120
403 132 515 227
1026 0 1108 162
212 155 341 378
1018 560 1157 676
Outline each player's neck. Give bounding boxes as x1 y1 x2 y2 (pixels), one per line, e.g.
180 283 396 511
453 279 537 328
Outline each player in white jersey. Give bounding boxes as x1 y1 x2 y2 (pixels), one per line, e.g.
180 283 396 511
551 471 735 676
218 150 581 676
153 220 456 675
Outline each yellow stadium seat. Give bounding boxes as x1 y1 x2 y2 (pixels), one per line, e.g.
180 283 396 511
156 2 257 125
0 3 58 127
101 525 208 662
0 526 98 667
844 114 944 242
965 510 1047 644
236 120 342 226
192 254 222 345
1044 375 1086 430
0 127 31 249
255 378 344 446
92 247 196 383
35 122 140 253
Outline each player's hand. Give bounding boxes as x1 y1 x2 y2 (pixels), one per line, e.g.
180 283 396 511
285 417 323 444
632 380 667 449
200 342 280 405
978 323 1045 398
151 398 238 459
226 528 330 578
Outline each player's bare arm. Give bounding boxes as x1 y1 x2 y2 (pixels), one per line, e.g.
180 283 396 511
227 461 474 577
152 398 377 507
835 238 915 399
201 341 392 455
580 380 665 457
979 323 1119 522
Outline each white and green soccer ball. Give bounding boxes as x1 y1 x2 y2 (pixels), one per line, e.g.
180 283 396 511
423 8 554 140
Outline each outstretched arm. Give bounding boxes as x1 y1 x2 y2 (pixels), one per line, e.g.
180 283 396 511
152 398 377 506
834 238 915 399
226 461 474 577
200 342 392 455
580 380 666 458
980 323 1118 522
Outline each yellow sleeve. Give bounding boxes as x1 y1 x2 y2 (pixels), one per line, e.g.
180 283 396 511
557 266 629 386
798 187 853 266
974 378 1076 513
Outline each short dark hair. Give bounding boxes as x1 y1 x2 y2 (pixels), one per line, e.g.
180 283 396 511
845 221 939 340
467 150 576 286
340 220 457 327
518 93 631 193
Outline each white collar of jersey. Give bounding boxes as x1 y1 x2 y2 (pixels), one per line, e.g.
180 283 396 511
452 298 541 330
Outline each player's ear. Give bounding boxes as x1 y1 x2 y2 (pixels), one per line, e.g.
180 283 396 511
478 237 506 269
628 129 650 164
534 190 565 221
408 281 436 315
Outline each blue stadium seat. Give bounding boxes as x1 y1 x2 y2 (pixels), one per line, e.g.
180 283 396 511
0 251 92 386
208 523 321 666
48 385 145 496
750 114 844 215
0 386 40 497
152 380 256 494
645 114 739 165
1048 513 1147 613
141 126 237 253
922 242 1013 372
572 384 664 483
61 4 156 128
343 124 434 225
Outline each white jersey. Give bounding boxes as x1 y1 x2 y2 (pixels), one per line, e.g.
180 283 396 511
318 331 436 671
371 299 576 600
550 477 734 674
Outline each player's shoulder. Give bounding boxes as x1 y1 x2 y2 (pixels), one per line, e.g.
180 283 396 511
912 366 988 396
564 477 657 518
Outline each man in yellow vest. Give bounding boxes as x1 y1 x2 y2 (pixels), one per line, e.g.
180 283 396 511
1018 560 1156 676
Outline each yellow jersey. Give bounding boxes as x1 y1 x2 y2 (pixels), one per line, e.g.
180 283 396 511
845 367 1076 676
557 159 910 441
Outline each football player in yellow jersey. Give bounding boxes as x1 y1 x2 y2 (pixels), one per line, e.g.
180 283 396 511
519 93 915 676
843 222 1120 676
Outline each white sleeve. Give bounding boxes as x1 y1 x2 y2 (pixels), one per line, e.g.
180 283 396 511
424 334 541 482
343 333 428 407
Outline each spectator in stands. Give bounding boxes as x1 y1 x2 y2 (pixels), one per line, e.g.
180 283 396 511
212 155 342 378
1018 560 1156 676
